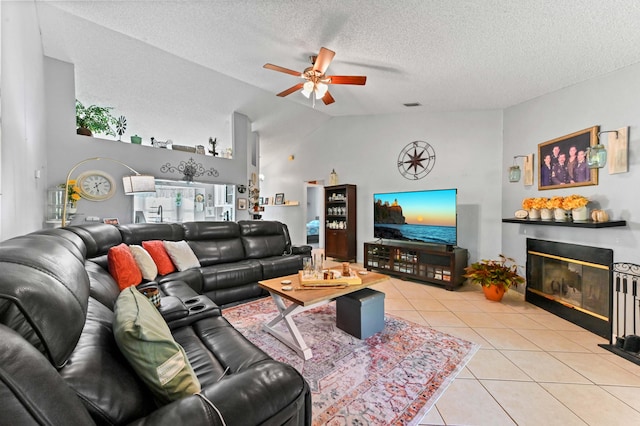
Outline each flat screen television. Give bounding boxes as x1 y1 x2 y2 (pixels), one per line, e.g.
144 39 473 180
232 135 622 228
373 188 457 246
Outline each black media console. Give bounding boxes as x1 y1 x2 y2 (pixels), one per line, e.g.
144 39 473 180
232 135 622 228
364 241 468 290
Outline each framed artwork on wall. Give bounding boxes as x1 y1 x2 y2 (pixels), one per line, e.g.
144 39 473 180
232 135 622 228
275 193 285 205
538 126 599 190
237 198 247 210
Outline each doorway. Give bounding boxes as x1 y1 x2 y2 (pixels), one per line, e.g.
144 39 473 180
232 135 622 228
304 182 324 249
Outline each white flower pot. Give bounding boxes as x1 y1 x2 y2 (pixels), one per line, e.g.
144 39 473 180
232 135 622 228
572 206 588 221
540 208 553 221
528 208 541 219
554 208 569 221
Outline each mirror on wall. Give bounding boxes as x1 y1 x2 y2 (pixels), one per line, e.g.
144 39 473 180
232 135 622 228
133 179 235 223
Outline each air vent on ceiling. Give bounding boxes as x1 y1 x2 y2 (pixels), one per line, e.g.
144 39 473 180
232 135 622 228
403 102 422 107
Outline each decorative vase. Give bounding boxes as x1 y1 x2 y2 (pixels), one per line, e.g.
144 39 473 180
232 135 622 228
130 134 142 144
329 169 339 186
540 208 553 221
554 208 569 221
528 208 541 220
67 203 77 214
482 284 506 302
572 206 588 221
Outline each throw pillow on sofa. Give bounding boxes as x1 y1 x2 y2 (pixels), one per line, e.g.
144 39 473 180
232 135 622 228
108 243 143 290
163 240 201 272
129 245 158 281
142 240 176 275
113 286 201 404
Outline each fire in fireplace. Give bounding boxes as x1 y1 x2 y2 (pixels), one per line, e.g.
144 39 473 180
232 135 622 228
526 238 613 338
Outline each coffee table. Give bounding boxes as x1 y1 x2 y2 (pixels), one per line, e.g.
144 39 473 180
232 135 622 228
258 269 389 360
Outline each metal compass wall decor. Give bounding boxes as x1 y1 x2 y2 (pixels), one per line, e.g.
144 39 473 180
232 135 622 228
397 141 436 180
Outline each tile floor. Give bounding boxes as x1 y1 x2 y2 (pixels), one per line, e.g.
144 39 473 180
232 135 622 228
366 274 640 426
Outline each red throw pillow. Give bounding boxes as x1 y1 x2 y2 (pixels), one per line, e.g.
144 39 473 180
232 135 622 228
142 240 176 275
108 243 143 290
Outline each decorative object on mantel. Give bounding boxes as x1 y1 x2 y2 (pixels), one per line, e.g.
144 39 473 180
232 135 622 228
586 127 629 174
538 126 599 190
208 137 218 156
591 209 609 222
508 154 534 185
160 157 219 182
75 99 118 137
329 169 339 185
522 195 590 222
115 115 127 141
463 255 525 302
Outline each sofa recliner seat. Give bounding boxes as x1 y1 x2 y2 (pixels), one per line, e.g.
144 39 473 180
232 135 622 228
0 220 311 425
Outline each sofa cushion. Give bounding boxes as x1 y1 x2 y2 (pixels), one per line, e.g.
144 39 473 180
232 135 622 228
67 223 123 258
239 221 287 258
163 240 201 271
119 223 185 245
113 287 201 404
129 244 158 281
108 243 143 290
188 239 245 266
142 240 176 275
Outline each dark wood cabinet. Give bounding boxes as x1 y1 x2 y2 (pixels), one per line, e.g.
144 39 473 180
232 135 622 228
364 241 468 290
325 184 357 261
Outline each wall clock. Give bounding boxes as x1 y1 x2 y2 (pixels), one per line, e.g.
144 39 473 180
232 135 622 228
397 141 436 180
77 170 117 201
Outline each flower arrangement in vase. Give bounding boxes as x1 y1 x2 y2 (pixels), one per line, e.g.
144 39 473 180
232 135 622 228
463 255 525 302
59 180 81 212
563 195 589 221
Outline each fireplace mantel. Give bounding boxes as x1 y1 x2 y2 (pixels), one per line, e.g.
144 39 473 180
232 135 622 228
502 218 626 228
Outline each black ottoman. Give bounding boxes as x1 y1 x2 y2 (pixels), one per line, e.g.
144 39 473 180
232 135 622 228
336 288 385 339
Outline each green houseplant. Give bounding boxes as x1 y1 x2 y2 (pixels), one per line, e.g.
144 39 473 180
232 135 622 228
75 100 118 137
463 254 525 301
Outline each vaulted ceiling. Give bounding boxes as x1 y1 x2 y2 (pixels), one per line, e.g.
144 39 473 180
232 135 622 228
35 0 640 147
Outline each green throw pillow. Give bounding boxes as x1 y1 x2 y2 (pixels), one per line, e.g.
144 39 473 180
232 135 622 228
113 286 201 404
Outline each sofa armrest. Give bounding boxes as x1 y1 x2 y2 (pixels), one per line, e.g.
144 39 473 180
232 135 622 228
291 245 312 257
126 394 224 426
164 295 221 330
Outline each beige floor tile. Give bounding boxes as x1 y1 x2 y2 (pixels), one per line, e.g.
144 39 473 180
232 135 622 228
474 327 542 350
418 406 445 425
456 366 475 379
524 312 585 331
555 330 609 353
439 299 483 312
472 300 520 313
418 310 467 327
501 350 590 383
515 328 592 352
465 349 531 381
385 297 414 311
456 311 506 328
598 353 640 376
488 312 548 330
432 326 495 348
435 379 516 425
370 281 404 298
542 382 640 425
552 352 640 386
602 385 640 412
408 298 449 312
481 380 587 425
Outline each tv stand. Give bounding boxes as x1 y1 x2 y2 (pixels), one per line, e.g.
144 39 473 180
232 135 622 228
364 241 468 290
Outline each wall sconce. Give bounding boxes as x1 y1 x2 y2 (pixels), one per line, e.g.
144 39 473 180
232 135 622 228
62 157 156 227
587 128 629 173
508 155 533 184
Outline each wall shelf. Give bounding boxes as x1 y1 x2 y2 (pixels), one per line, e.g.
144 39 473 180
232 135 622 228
502 218 627 228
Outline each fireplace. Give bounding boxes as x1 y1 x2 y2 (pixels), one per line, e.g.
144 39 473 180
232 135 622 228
526 238 613 339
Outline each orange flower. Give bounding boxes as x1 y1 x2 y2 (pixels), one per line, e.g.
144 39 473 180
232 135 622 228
548 196 564 209
562 194 588 209
531 197 548 209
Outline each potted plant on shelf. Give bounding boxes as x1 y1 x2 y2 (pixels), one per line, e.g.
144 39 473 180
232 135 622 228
75 100 118 137
463 254 525 301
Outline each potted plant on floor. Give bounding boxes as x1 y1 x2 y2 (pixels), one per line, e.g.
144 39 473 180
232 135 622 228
75 99 118 137
463 254 525 301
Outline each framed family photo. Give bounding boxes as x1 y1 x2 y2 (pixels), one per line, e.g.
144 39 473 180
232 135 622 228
274 193 285 205
538 126 599 190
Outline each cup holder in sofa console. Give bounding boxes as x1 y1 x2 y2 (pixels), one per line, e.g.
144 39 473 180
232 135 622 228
184 298 200 305
189 304 206 312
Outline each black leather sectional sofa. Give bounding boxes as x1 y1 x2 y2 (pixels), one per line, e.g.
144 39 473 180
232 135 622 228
0 220 312 425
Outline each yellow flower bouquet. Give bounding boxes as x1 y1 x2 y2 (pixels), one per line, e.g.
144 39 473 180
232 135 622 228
60 180 82 206
562 194 589 210
547 196 565 209
522 198 534 210
531 197 549 210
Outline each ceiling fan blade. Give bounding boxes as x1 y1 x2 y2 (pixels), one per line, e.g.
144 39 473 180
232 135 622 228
327 75 367 85
313 47 335 74
322 91 335 105
276 83 304 97
263 63 302 77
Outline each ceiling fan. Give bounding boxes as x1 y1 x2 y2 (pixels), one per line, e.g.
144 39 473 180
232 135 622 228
263 47 367 105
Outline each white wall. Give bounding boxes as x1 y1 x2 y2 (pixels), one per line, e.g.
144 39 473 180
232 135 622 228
0 1 48 239
502 62 640 280
261 109 504 263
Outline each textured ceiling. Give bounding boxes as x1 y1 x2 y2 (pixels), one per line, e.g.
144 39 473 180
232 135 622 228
34 0 640 145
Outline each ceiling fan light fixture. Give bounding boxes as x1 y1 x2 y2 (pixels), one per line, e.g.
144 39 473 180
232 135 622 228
301 88 312 98
315 82 328 97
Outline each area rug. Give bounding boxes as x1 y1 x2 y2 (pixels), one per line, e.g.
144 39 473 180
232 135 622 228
223 297 479 425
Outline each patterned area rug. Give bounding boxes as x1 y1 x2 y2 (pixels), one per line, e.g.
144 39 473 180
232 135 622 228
223 297 479 425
